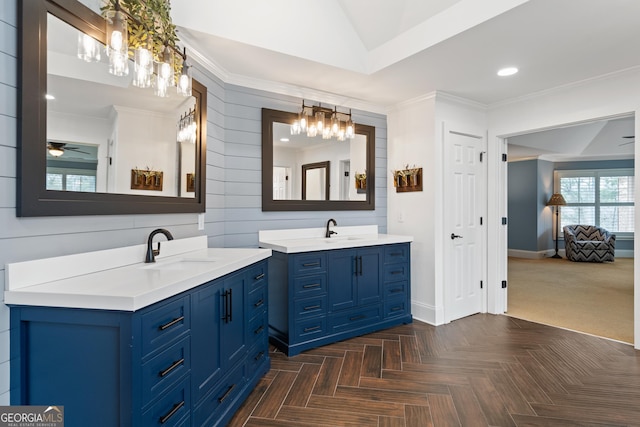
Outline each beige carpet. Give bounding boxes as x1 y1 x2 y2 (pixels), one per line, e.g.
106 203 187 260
507 257 634 344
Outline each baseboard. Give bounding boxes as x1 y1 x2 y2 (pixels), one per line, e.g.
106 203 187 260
508 249 553 259
411 301 443 326
617 249 634 258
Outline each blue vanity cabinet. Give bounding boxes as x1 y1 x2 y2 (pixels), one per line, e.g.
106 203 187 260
10 259 270 427
268 243 411 356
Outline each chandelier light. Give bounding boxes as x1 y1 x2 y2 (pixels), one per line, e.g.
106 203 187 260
78 0 193 97
178 108 197 143
291 101 355 141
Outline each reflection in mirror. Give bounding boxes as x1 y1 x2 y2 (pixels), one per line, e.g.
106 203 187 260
46 13 196 198
262 108 375 211
302 161 330 200
18 0 207 216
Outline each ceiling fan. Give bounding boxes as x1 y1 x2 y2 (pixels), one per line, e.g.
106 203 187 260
47 141 90 157
618 135 635 146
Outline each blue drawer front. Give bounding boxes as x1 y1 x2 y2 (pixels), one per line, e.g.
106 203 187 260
248 311 268 342
384 244 409 263
294 295 328 319
384 296 409 319
248 286 267 320
330 305 381 333
141 336 191 408
383 263 408 282
292 253 327 275
384 280 408 298
141 295 190 357
193 362 246 427
293 274 327 298
293 317 327 342
142 376 191 427
247 262 267 293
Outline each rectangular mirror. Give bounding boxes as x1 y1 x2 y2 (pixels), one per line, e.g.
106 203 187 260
18 0 207 216
262 108 375 211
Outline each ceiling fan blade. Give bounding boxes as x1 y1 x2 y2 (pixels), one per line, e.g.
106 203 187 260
622 135 635 138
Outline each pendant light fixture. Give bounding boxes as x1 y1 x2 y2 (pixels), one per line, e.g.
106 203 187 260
177 49 192 96
132 34 153 88
77 33 101 62
105 1 129 76
291 101 356 141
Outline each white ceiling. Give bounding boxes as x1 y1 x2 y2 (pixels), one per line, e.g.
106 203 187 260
170 0 640 109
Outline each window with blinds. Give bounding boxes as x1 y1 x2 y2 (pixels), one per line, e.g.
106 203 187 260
555 169 634 234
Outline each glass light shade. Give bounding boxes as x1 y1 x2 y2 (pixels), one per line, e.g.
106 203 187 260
153 62 169 97
300 113 307 131
108 50 129 76
160 45 175 87
322 126 331 139
177 64 192 96
106 9 129 76
331 114 339 136
132 46 153 88
307 123 318 137
48 147 64 157
291 118 301 135
315 111 324 131
346 119 355 139
77 33 101 62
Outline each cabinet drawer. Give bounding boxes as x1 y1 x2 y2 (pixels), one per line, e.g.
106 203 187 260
292 252 327 275
293 317 327 342
384 244 409 264
294 295 328 319
293 274 327 297
248 311 268 342
142 336 191 408
248 286 267 320
246 262 267 293
384 296 409 319
330 305 381 333
384 280 408 298
383 263 409 283
141 295 190 357
142 376 191 427
247 342 269 378
193 362 246 427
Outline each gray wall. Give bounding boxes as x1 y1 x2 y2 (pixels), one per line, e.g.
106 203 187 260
0 0 387 403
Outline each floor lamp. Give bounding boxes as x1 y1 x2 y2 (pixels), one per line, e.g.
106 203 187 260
547 193 567 259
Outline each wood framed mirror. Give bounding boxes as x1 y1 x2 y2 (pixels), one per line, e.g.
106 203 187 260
262 108 375 211
18 0 207 216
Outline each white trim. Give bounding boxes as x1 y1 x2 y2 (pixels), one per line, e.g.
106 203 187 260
508 249 553 259
411 301 441 326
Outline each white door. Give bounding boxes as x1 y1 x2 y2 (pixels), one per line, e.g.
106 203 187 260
444 125 486 322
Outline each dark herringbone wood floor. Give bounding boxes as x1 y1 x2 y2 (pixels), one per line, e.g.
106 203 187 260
228 314 640 427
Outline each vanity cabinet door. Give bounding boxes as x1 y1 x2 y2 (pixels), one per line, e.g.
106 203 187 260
328 247 382 311
220 271 247 369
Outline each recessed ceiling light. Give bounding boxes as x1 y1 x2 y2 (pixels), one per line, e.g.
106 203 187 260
497 67 518 77
280 138 289 142
45 94 55 100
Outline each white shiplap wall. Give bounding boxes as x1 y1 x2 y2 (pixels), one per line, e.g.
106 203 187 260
0 0 387 403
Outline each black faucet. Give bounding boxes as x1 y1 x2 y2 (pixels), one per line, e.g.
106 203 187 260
145 228 174 263
325 218 337 238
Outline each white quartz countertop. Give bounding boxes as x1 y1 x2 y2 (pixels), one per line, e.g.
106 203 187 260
259 225 413 254
5 236 271 311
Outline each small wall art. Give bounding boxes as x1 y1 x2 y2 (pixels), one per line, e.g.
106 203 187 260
131 167 163 191
392 165 422 192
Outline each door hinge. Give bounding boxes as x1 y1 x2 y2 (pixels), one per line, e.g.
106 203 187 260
480 217 483 225
502 280 507 289
502 153 508 162
480 280 483 289
502 217 507 225
480 151 486 162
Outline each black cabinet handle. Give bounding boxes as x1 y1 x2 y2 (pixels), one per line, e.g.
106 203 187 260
350 314 366 321
359 256 363 276
254 298 264 307
390 252 403 257
254 325 264 335
159 401 184 424
304 305 320 311
158 316 184 331
159 358 184 378
228 288 233 322
390 270 403 275
218 384 236 403
353 258 358 276
254 273 265 280
390 288 404 293
222 289 233 323
303 283 320 289
391 306 403 312
302 262 320 267
304 326 320 332
254 351 265 361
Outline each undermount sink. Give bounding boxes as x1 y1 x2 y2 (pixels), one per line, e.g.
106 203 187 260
141 257 220 270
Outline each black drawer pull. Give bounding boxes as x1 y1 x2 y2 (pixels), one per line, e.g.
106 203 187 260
302 262 320 267
390 270 403 275
391 306 403 312
218 384 236 403
254 298 264 307
304 326 321 332
159 358 185 377
254 351 265 361
390 252 403 256
390 288 404 293
159 400 184 424
350 314 366 321
304 305 320 311
158 315 184 331
254 325 264 335
254 273 265 280
302 283 320 289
